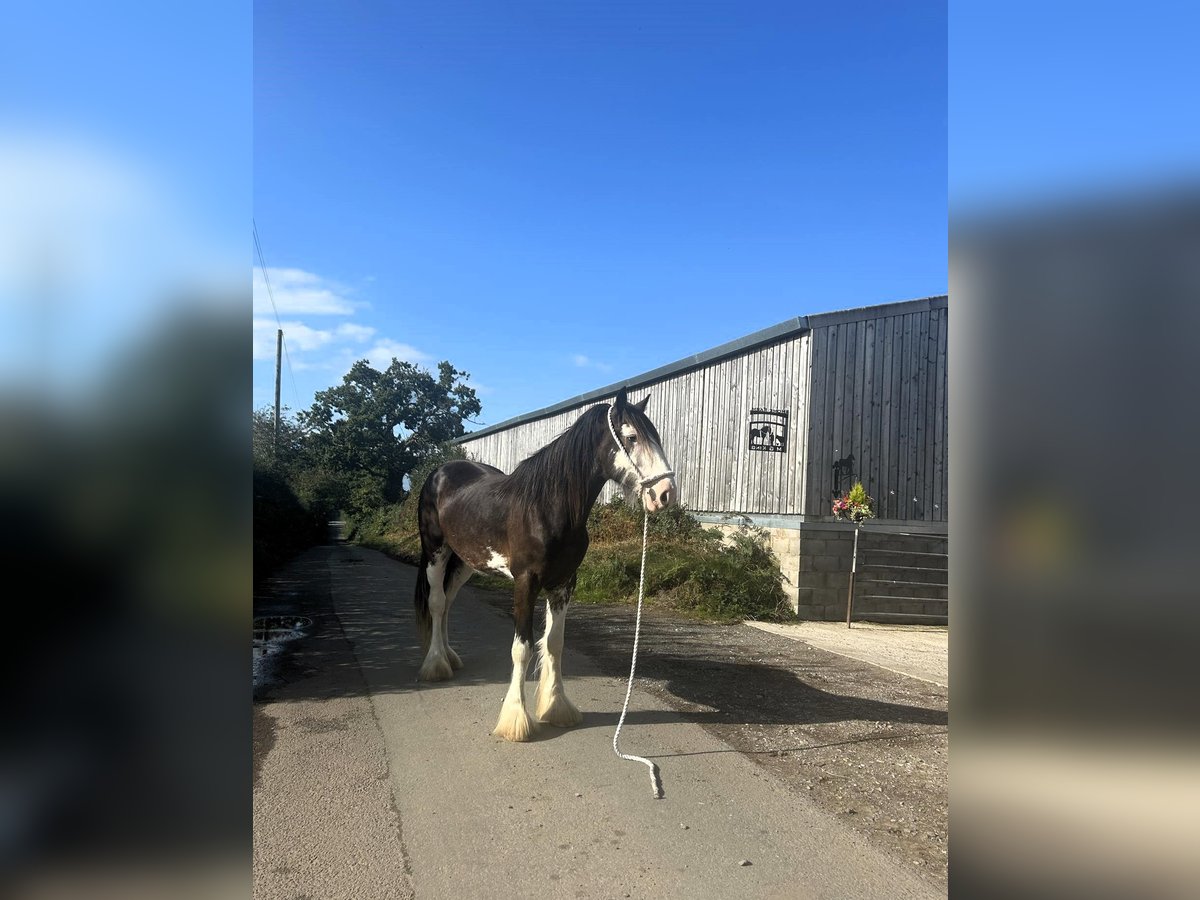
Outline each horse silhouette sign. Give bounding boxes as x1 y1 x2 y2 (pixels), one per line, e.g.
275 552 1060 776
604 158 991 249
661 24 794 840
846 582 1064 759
748 408 788 453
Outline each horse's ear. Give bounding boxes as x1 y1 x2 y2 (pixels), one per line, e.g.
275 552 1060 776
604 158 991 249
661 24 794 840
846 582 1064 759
614 385 628 410
634 395 649 412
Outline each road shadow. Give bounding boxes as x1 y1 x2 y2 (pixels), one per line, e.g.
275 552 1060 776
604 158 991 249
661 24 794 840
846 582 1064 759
558 654 947 732
254 546 946 745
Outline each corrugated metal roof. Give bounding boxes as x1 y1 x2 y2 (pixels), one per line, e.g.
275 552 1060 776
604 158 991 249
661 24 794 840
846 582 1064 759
457 294 947 442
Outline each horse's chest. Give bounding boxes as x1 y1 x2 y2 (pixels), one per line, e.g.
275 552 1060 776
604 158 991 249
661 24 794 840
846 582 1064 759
540 533 589 587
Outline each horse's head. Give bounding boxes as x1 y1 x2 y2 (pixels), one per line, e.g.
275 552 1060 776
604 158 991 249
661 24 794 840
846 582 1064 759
605 386 677 513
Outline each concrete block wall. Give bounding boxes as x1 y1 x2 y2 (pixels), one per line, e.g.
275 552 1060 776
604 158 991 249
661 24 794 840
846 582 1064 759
795 524 948 623
701 521 948 622
794 527 856 620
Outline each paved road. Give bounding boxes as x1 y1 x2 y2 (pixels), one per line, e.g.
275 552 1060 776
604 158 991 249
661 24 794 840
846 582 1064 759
254 545 941 899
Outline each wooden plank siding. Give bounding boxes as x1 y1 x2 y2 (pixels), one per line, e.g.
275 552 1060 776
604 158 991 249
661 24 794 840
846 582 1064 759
802 301 948 522
459 333 812 516
458 296 947 525
933 305 948 519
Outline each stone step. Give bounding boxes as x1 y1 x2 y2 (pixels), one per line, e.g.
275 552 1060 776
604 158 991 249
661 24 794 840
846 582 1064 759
855 579 947 599
859 537 948 556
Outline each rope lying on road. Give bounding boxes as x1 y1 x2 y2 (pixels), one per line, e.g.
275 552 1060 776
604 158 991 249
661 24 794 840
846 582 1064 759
611 507 663 799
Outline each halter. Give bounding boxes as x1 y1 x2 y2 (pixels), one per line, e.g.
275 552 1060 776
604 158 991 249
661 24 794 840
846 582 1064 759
606 405 675 493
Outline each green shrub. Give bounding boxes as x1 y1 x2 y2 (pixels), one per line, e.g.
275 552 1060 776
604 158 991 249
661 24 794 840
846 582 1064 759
576 499 788 622
349 443 468 566
253 467 326 581
575 547 641 601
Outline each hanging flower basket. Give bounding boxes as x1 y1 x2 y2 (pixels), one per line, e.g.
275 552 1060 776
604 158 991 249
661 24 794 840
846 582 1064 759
833 481 876 525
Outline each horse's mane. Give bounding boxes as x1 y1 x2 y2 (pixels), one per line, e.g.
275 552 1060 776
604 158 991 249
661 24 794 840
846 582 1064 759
495 404 610 526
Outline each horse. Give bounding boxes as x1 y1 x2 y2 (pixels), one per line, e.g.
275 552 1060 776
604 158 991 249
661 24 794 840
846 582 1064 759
413 386 677 742
750 424 775 447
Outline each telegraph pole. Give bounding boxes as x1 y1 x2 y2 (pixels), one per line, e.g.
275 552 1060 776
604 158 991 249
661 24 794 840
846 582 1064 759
274 328 283 459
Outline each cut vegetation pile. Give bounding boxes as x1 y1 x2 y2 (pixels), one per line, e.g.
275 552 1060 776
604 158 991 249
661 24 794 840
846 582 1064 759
354 449 789 623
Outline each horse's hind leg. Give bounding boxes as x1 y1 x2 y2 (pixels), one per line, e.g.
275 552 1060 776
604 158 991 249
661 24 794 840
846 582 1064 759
441 554 472 670
535 577 583 727
494 572 538 742
418 547 455 682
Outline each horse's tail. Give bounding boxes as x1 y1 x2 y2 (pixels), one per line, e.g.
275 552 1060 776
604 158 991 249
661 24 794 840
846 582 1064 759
414 546 433 655
414 477 438 655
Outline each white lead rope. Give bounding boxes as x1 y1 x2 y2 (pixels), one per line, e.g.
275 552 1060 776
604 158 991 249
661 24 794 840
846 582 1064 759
611 507 663 799
606 404 666 799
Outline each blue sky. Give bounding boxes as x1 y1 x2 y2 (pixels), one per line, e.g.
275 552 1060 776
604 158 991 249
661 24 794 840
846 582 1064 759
255 1 947 427
950 1 1200 213
4 4 1195 424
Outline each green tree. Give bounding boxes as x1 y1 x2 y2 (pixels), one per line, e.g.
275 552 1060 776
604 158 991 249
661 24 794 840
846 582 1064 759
297 358 481 514
251 406 307 475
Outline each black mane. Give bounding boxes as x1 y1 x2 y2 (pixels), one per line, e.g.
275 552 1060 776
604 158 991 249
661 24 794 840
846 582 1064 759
495 404 611 527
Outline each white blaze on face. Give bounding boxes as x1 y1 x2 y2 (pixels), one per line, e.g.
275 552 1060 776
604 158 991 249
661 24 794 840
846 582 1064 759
616 420 677 511
611 424 640 487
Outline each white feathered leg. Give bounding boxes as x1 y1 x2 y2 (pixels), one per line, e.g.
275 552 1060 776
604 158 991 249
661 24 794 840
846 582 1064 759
536 597 582 726
418 549 454 681
493 635 534 741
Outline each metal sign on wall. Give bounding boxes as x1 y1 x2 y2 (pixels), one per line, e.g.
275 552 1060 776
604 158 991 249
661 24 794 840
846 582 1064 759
748 408 788 453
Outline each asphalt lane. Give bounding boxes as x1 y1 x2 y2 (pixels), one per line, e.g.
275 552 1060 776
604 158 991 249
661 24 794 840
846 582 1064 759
254 545 940 899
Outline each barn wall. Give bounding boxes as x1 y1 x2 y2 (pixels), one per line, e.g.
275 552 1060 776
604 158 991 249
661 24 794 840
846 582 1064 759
458 333 813 517
456 404 594 483
460 295 948 527
804 299 948 522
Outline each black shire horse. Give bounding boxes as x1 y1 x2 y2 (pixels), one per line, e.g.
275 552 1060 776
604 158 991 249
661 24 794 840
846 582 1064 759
414 387 677 741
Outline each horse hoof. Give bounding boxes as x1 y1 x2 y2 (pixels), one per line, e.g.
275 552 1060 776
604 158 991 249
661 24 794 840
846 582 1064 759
417 656 454 682
447 647 463 670
493 704 534 742
536 693 583 727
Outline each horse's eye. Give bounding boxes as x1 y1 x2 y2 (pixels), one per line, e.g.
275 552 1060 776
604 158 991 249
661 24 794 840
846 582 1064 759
628 434 638 444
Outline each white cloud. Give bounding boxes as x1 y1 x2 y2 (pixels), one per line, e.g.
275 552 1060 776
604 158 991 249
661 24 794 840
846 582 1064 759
252 317 340 360
366 340 433 370
253 266 356 316
336 322 376 342
279 321 338 351
252 318 280 360
252 265 446 408
333 321 374 340
572 353 612 372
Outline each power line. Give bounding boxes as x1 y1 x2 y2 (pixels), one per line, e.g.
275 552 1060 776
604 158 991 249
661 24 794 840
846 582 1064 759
253 219 302 410
252 219 282 328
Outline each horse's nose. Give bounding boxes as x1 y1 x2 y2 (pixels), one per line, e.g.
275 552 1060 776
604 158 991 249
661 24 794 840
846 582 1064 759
646 476 676 511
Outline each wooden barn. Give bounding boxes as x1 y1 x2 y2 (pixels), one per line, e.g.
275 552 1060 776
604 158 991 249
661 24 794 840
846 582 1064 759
457 295 948 621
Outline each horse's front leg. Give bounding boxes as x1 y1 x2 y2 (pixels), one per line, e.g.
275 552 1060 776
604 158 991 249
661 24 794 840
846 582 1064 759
536 576 583 727
493 571 539 742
